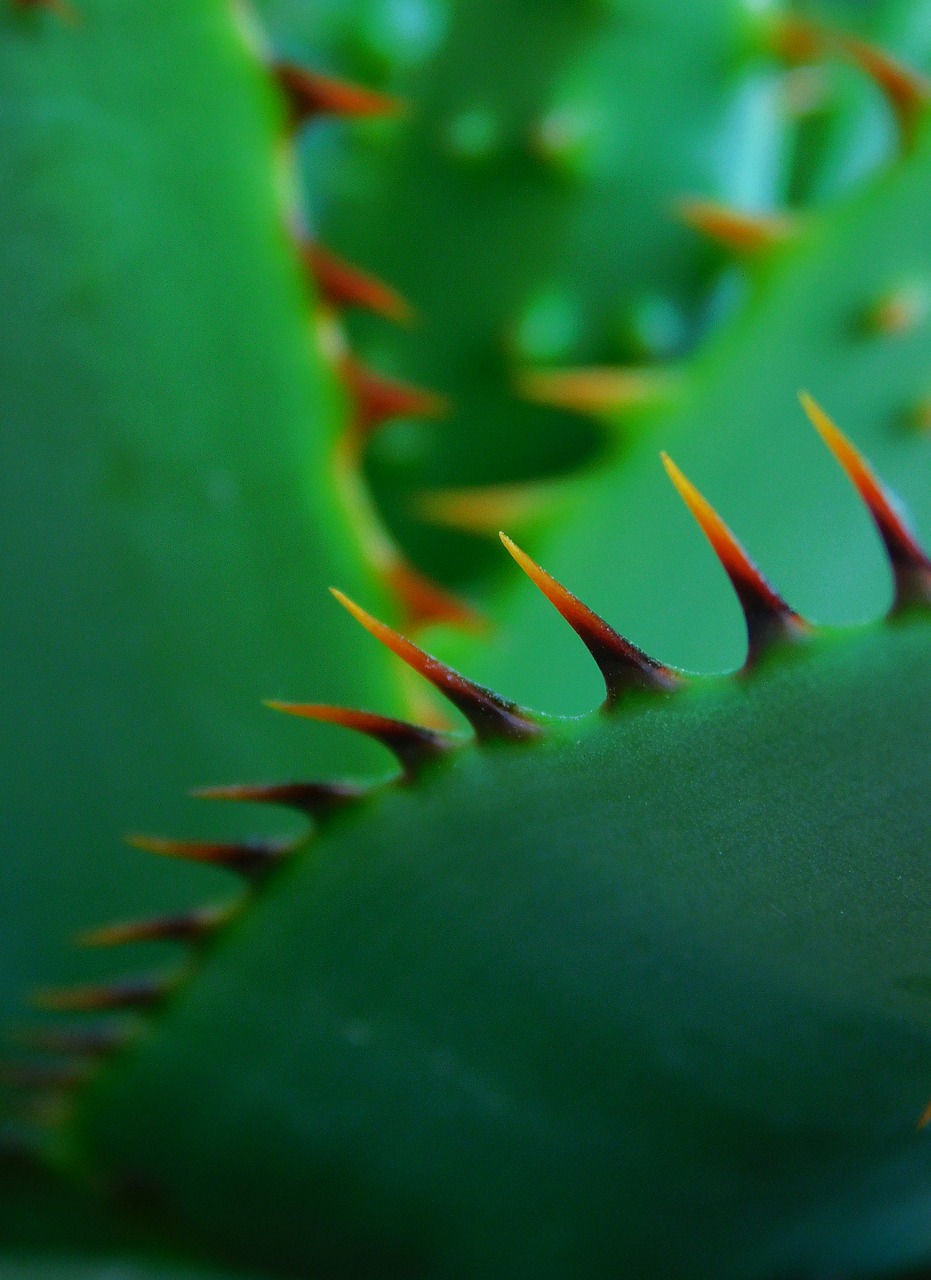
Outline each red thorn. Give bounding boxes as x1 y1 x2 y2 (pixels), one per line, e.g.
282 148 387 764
330 589 542 742
800 393 931 611
14 1025 132 1058
265 701 454 780
676 199 792 255
77 904 234 949
127 834 292 881
191 780 366 819
300 241 414 325
381 560 484 632
774 17 930 147
33 976 175 1014
341 356 449 438
0 1063 88 1091
273 62 402 128
661 454 809 663
498 534 681 708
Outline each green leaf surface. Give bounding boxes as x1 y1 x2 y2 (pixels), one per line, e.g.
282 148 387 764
0 0 400 1035
62 607 931 1280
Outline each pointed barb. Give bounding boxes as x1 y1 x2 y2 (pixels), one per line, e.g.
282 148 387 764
773 17 930 148
266 701 455 780
499 534 680 708
676 198 793 255
341 356 448 438
800 393 931 611
300 241 414 325
661 454 809 663
14 0 79 22
517 366 668 417
0 1063 89 1091
381 559 484 631
78 904 234 949
33 975 175 1014
14 1024 133 1058
273 62 402 129
127 834 292 881
191 780 366 819
330 589 542 742
418 482 559 538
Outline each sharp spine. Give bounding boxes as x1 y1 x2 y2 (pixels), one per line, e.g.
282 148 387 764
800 392 931 611
330 589 542 743
266 702 455 780
661 453 810 663
518 366 668 416
33 975 176 1013
300 240 414 325
676 199 792 255
341 356 448 438
127 834 293 881
191 780 367 819
14 1025 133 1058
78 904 235 948
773 17 930 148
499 534 681 708
273 62 402 128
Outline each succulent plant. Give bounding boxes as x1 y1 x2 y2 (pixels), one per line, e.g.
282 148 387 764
1 1 929 1278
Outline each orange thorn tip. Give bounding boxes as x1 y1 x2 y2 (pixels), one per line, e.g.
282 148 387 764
417 483 559 538
341 357 449 437
676 198 792 255
661 453 809 663
799 392 931 611
499 534 680 708
33 976 174 1014
127 833 292 881
191 779 365 819
273 62 403 128
330 588 542 742
301 241 414 325
265 701 454 779
77 905 233 949
918 1097 931 1130
518 366 667 417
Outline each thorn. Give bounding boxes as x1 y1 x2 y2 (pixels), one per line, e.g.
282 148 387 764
863 284 927 337
517 366 668 417
77 904 235 949
341 356 448 438
33 976 176 1014
773 17 930 148
127 834 293 882
676 198 792 255
191 780 366 819
381 559 484 632
273 62 402 129
799 392 931 611
265 702 455 780
499 534 681 708
417 483 560 538
13 0 78 22
13 1025 132 1058
919 1096 931 1130
0 1063 89 1091
330 589 542 743
661 454 810 663
299 241 414 325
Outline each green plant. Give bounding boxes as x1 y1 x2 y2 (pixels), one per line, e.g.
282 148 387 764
2 1 930 1278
